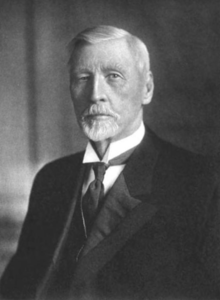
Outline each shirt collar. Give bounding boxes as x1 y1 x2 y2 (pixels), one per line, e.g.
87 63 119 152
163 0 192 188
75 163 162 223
83 122 145 164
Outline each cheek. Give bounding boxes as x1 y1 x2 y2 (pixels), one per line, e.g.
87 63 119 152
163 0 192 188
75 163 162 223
71 83 88 101
71 93 88 117
114 94 143 124
70 84 84 99
110 86 131 107
73 100 87 116
111 76 140 103
72 101 81 120
113 85 140 110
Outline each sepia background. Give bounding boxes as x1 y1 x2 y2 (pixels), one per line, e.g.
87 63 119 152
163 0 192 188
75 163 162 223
0 0 220 277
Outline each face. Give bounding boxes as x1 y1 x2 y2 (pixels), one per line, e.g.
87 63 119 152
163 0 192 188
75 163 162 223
70 38 153 142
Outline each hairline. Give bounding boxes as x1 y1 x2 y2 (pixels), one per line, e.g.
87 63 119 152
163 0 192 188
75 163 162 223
68 26 150 75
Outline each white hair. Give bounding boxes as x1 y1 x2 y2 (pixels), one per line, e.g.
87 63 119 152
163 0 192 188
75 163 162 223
68 25 150 74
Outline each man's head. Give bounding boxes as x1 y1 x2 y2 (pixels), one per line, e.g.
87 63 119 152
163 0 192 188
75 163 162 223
68 25 154 143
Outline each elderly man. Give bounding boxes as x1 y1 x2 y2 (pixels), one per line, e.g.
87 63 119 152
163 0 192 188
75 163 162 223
0 26 219 300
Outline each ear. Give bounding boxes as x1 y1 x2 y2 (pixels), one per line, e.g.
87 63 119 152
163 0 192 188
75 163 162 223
142 71 154 105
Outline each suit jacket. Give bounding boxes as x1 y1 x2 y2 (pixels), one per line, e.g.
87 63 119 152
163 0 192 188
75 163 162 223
1 127 220 300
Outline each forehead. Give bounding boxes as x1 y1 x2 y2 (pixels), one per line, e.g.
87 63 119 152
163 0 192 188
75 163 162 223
71 38 135 70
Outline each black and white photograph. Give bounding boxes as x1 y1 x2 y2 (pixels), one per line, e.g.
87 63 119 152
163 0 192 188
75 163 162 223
0 1 220 299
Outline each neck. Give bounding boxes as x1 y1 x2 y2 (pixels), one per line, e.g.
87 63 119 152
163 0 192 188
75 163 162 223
91 139 111 160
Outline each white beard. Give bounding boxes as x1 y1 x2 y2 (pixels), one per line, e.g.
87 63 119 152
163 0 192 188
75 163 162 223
79 103 120 141
81 117 119 141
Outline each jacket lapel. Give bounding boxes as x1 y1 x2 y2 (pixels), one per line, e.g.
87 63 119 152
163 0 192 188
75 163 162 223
81 172 142 257
123 126 161 198
72 199 157 287
72 127 161 285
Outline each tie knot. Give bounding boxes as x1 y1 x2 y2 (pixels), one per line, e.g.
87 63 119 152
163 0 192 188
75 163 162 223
92 162 107 182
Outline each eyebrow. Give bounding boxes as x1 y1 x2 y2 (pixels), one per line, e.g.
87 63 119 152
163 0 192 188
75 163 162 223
100 64 128 76
72 68 91 74
71 62 127 75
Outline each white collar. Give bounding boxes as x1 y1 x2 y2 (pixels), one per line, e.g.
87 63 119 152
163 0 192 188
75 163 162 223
83 122 145 164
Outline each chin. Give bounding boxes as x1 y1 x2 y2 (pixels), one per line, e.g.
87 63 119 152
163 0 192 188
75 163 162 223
81 119 119 142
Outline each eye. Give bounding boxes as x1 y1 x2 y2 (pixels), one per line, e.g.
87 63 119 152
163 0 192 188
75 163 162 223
79 75 90 81
108 73 121 80
71 73 90 83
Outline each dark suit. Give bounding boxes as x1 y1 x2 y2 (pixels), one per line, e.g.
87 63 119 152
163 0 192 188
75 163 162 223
1 127 220 300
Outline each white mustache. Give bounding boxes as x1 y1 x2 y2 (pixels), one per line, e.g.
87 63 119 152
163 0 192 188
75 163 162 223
82 104 119 120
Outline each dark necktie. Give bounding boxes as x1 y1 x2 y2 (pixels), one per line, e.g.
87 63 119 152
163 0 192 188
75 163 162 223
82 162 107 233
82 147 136 234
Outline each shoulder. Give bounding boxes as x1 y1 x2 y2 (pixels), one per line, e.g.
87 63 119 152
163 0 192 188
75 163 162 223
39 151 84 173
147 126 218 179
33 151 85 187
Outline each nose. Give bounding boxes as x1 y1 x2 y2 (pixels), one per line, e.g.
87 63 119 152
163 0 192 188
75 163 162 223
90 75 107 103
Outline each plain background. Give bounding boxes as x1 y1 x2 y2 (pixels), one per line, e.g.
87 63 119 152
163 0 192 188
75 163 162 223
0 0 220 276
